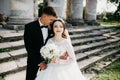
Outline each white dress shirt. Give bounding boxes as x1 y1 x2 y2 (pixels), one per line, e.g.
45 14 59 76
38 18 48 43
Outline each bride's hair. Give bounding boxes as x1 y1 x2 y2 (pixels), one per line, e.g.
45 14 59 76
50 18 67 39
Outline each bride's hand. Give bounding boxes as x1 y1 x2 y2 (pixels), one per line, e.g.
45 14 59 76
59 51 69 60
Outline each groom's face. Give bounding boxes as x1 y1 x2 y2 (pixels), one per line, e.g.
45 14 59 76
43 14 56 26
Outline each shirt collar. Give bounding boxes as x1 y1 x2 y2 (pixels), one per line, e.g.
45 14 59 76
38 17 50 29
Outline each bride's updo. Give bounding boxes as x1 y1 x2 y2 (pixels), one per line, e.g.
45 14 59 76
50 18 67 39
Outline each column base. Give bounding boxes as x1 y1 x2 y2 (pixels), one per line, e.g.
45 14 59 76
65 22 73 28
3 24 24 31
7 17 34 25
4 17 34 30
84 20 100 26
67 19 84 26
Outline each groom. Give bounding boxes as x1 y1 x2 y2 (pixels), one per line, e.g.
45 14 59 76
24 6 57 80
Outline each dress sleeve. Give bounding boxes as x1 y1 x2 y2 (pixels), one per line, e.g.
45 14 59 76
65 40 76 62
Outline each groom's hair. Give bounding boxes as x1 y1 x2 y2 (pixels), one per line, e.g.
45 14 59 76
41 6 57 17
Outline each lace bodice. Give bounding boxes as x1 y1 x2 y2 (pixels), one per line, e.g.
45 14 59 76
46 38 76 62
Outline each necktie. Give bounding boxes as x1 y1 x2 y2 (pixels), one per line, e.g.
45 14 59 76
41 26 48 28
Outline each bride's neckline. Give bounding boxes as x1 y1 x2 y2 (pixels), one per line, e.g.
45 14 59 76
51 37 66 43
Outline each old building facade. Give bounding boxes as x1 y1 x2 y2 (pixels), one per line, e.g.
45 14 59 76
0 0 98 29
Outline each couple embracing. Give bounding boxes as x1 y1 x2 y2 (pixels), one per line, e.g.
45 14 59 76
24 6 86 80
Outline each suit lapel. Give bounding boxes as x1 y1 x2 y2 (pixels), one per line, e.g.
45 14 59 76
35 20 44 45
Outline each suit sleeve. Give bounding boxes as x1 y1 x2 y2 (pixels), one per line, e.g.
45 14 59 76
24 24 45 63
24 24 33 53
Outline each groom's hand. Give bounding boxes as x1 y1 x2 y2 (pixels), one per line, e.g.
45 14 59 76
60 51 69 60
38 62 47 70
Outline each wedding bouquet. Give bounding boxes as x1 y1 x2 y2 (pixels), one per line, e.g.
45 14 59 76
40 43 62 63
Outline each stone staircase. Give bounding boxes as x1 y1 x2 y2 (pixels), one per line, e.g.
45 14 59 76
0 26 120 80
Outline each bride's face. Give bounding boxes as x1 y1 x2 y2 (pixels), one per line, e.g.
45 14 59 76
53 21 64 36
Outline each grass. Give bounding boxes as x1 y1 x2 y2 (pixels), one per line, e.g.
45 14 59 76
0 73 5 80
0 48 12 53
91 58 120 80
98 21 120 26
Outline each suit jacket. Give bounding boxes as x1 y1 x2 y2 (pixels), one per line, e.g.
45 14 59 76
24 20 53 80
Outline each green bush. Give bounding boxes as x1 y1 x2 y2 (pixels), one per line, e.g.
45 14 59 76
106 12 114 21
38 3 44 17
102 16 108 22
97 12 119 22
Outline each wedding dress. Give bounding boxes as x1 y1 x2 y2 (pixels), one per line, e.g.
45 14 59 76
35 38 86 80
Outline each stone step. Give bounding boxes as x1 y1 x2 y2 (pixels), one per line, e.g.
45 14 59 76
0 27 22 35
0 26 119 43
0 48 27 63
69 28 108 35
1 43 119 76
0 26 119 80
70 29 120 43
99 29 112 32
1 37 111 62
0 40 24 51
75 44 120 61
4 24 25 30
4 70 26 80
2 55 119 80
0 57 27 74
115 33 120 37
91 55 120 73
0 40 119 75
74 38 120 53
0 47 119 79
72 36 107 46
1 50 119 80
92 29 111 34
68 26 119 34
83 54 120 80
70 32 103 40
3 49 119 80
70 28 119 40
68 26 103 33
109 31 120 36
78 49 120 71
71 31 120 46
0 31 23 42
103 31 120 38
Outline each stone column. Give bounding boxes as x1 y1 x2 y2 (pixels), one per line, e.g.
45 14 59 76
9 0 34 24
68 0 84 26
0 0 10 16
66 0 72 20
5 0 35 30
85 0 99 25
34 0 38 20
48 0 67 20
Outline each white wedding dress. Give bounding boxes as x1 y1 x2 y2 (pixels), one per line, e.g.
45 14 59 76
35 38 86 80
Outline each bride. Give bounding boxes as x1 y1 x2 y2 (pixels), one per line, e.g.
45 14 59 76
35 18 86 80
